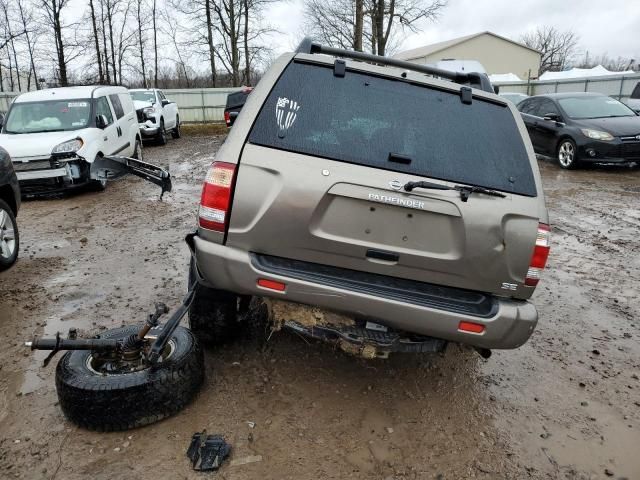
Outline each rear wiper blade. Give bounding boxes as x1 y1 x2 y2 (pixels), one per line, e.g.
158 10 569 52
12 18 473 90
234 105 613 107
403 181 506 202
404 180 452 192
453 185 506 202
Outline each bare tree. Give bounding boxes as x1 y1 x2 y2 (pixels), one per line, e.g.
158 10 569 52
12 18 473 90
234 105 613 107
88 0 104 83
304 0 446 57
152 0 158 86
40 0 72 85
521 26 579 76
16 0 40 89
576 51 635 72
170 0 218 86
161 5 191 87
135 0 147 86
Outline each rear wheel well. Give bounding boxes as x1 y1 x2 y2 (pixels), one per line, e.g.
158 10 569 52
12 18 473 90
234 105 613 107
0 185 17 215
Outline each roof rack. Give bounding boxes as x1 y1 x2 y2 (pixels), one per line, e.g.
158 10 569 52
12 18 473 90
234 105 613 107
295 38 494 94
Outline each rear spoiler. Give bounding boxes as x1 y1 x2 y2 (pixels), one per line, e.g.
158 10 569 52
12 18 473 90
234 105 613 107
91 155 172 199
296 38 495 94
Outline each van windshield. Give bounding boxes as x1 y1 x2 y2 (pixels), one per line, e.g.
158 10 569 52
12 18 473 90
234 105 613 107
249 61 536 196
130 91 156 104
5 99 91 134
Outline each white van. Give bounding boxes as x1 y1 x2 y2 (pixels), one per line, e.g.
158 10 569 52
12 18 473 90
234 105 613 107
0 86 142 192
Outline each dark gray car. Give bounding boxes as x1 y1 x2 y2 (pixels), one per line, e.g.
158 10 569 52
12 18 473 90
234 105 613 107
0 143 20 270
187 41 550 357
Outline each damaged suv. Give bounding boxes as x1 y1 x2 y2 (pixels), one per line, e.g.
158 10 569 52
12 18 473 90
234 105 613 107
187 41 550 358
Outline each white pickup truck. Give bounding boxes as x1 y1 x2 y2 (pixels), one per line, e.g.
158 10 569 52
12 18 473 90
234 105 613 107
129 89 180 145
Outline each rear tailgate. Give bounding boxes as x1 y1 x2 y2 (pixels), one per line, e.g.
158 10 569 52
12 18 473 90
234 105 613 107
226 60 545 300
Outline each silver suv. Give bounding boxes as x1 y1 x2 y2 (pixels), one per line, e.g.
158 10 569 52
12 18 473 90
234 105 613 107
186 41 550 358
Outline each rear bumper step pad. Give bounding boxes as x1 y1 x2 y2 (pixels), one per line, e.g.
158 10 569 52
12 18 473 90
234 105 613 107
251 253 498 318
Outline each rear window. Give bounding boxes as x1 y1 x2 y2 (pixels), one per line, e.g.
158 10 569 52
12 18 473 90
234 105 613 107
248 61 536 196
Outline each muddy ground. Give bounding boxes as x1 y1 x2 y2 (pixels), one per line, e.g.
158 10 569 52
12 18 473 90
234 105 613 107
0 130 638 480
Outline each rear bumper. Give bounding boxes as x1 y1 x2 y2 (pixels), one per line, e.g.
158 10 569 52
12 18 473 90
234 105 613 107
191 236 539 350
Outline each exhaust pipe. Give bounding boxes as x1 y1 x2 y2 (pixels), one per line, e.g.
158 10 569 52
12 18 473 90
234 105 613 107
474 347 492 359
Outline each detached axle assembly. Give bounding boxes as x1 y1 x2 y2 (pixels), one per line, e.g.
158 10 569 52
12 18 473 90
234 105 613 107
26 287 195 367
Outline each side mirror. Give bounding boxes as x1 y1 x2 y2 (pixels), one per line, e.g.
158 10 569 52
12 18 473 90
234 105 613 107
543 113 561 122
161 99 170 107
96 114 108 129
493 85 500 94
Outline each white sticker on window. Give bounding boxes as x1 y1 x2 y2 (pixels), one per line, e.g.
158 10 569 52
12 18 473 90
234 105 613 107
68 102 88 108
275 97 300 134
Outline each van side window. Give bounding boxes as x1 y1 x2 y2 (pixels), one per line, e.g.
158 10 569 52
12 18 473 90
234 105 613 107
631 82 640 99
95 96 114 125
109 94 125 119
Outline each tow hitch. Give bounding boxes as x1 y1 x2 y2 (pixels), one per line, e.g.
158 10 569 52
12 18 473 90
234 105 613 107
26 288 195 368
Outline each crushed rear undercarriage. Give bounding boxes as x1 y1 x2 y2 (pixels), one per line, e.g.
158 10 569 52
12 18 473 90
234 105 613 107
264 298 447 359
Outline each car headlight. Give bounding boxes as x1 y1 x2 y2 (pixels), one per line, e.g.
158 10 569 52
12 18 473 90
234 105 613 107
52 138 84 154
143 107 155 119
581 129 614 141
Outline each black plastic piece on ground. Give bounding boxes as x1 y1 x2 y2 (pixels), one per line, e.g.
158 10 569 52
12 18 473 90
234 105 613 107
187 431 231 471
460 86 472 105
334 59 346 77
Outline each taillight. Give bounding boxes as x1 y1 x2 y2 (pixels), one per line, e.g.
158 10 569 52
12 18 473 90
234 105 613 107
198 162 236 232
224 111 231 126
525 223 551 286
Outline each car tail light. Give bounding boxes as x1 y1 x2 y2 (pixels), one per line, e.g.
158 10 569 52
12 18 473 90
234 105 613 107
198 162 237 232
224 111 231 126
525 223 551 287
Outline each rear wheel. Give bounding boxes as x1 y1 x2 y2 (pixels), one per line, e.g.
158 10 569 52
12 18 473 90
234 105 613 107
0 199 19 271
557 138 579 169
188 258 240 345
55 325 204 431
156 119 167 145
171 116 181 139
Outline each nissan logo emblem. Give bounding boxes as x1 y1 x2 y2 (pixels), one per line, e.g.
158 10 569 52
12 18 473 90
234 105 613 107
389 180 403 190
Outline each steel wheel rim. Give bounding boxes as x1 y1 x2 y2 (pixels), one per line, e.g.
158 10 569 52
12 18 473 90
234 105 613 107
0 208 16 260
558 141 574 167
85 339 176 375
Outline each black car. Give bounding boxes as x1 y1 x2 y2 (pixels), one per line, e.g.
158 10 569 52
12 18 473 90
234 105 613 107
0 144 20 270
224 87 253 128
517 92 640 169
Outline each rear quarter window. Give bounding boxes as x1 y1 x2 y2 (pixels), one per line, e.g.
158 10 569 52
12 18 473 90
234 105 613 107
249 61 537 196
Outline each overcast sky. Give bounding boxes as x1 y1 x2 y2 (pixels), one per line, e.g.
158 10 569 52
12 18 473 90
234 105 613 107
265 0 640 60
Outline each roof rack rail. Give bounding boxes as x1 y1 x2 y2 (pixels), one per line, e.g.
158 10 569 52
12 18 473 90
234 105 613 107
295 38 494 94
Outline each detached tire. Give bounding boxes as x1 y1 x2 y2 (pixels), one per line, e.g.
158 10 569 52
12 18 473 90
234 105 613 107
55 325 204 431
188 258 239 346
